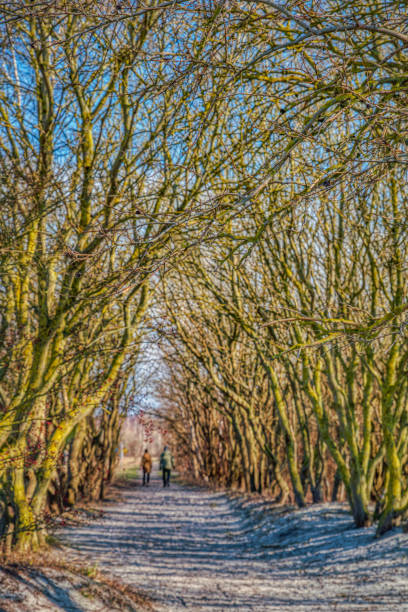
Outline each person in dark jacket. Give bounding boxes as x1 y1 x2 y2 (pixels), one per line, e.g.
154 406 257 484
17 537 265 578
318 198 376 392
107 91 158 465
141 449 152 486
159 446 175 487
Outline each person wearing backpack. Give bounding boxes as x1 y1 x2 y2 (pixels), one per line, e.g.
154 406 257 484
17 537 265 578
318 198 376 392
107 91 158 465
160 446 175 487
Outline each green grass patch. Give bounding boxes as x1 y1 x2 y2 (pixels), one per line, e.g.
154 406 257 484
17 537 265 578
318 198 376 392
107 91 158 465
118 464 139 481
45 534 63 548
84 563 99 579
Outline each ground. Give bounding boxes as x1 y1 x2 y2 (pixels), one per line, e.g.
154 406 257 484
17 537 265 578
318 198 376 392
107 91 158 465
1 472 408 611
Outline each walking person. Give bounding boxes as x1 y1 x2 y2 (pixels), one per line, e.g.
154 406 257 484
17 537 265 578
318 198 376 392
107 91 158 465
141 448 152 486
160 446 175 487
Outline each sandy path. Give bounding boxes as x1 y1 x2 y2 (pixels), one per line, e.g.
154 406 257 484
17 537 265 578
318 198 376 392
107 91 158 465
60 473 408 611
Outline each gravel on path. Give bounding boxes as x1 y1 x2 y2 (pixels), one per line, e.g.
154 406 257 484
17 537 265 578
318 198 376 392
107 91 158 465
59 473 408 612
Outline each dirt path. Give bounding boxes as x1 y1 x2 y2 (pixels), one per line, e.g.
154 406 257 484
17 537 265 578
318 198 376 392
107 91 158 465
60 473 408 611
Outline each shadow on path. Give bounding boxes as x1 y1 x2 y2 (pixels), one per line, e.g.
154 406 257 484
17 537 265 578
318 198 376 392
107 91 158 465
59 472 408 611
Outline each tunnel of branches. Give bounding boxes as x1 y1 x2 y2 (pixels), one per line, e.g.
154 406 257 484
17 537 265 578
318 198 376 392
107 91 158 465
0 0 408 552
